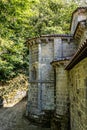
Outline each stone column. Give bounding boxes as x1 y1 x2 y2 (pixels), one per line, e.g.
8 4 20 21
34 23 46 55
54 38 62 59
38 43 42 113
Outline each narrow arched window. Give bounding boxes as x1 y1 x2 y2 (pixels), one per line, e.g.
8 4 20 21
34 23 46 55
32 67 37 80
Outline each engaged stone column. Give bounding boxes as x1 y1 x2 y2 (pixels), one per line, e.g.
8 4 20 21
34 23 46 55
54 38 62 59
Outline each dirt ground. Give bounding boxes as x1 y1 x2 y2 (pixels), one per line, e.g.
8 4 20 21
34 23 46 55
0 99 50 130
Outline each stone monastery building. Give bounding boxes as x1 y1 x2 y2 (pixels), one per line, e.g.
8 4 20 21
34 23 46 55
26 7 87 130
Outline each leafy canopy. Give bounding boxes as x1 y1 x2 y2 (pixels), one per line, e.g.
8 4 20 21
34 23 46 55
28 0 78 36
0 0 78 80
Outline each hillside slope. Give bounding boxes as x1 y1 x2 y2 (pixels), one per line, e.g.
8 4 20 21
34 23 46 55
0 74 28 107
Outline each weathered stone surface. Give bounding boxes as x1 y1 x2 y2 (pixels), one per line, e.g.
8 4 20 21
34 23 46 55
69 58 87 130
51 61 70 130
26 7 87 130
71 7 87 34
28 36 76 117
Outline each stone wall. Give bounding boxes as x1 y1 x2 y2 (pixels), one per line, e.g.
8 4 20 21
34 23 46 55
40 41 54 111
28 83 38 114
54 38 77 60
28 43 39 114
27 36 77 124
41 83 54 110
51 61 69 130
56 63 69 117
0 74 28 107
41 41 54 81
28 40 55 116
27 7 87 129
51 36 77 130
29 44 39 80
71 8 87 34
80 29 87 46
69 58 87 130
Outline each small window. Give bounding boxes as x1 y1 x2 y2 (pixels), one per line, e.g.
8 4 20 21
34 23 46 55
32 67 37 80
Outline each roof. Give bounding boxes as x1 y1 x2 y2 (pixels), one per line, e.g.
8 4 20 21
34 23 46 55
73 20 86 39
50 58 70 67
51 58 69 67
25 34 73 43
65 39 87 70
70 6 87 30
51 57 70 64
72 7 87 16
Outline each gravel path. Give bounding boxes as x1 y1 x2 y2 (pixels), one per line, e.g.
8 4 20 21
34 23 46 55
0 99 50 130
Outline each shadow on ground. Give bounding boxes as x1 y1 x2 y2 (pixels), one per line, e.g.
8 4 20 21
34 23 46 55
0 97 50 130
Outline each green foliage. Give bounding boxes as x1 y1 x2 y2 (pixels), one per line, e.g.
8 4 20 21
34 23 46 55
0 38 28 81
0 0 33 39
0 0 78 38
28 0 78 36
0 0 78 81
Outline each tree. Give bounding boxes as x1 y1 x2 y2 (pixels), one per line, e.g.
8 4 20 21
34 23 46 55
28 0 78 36
0 38 28 81
0 0 78 81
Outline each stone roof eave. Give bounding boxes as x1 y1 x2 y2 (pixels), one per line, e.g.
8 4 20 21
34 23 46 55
25 34 73 45
73 20 86 39
50 59 70 67
65 39 87 70
70 7 87 31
